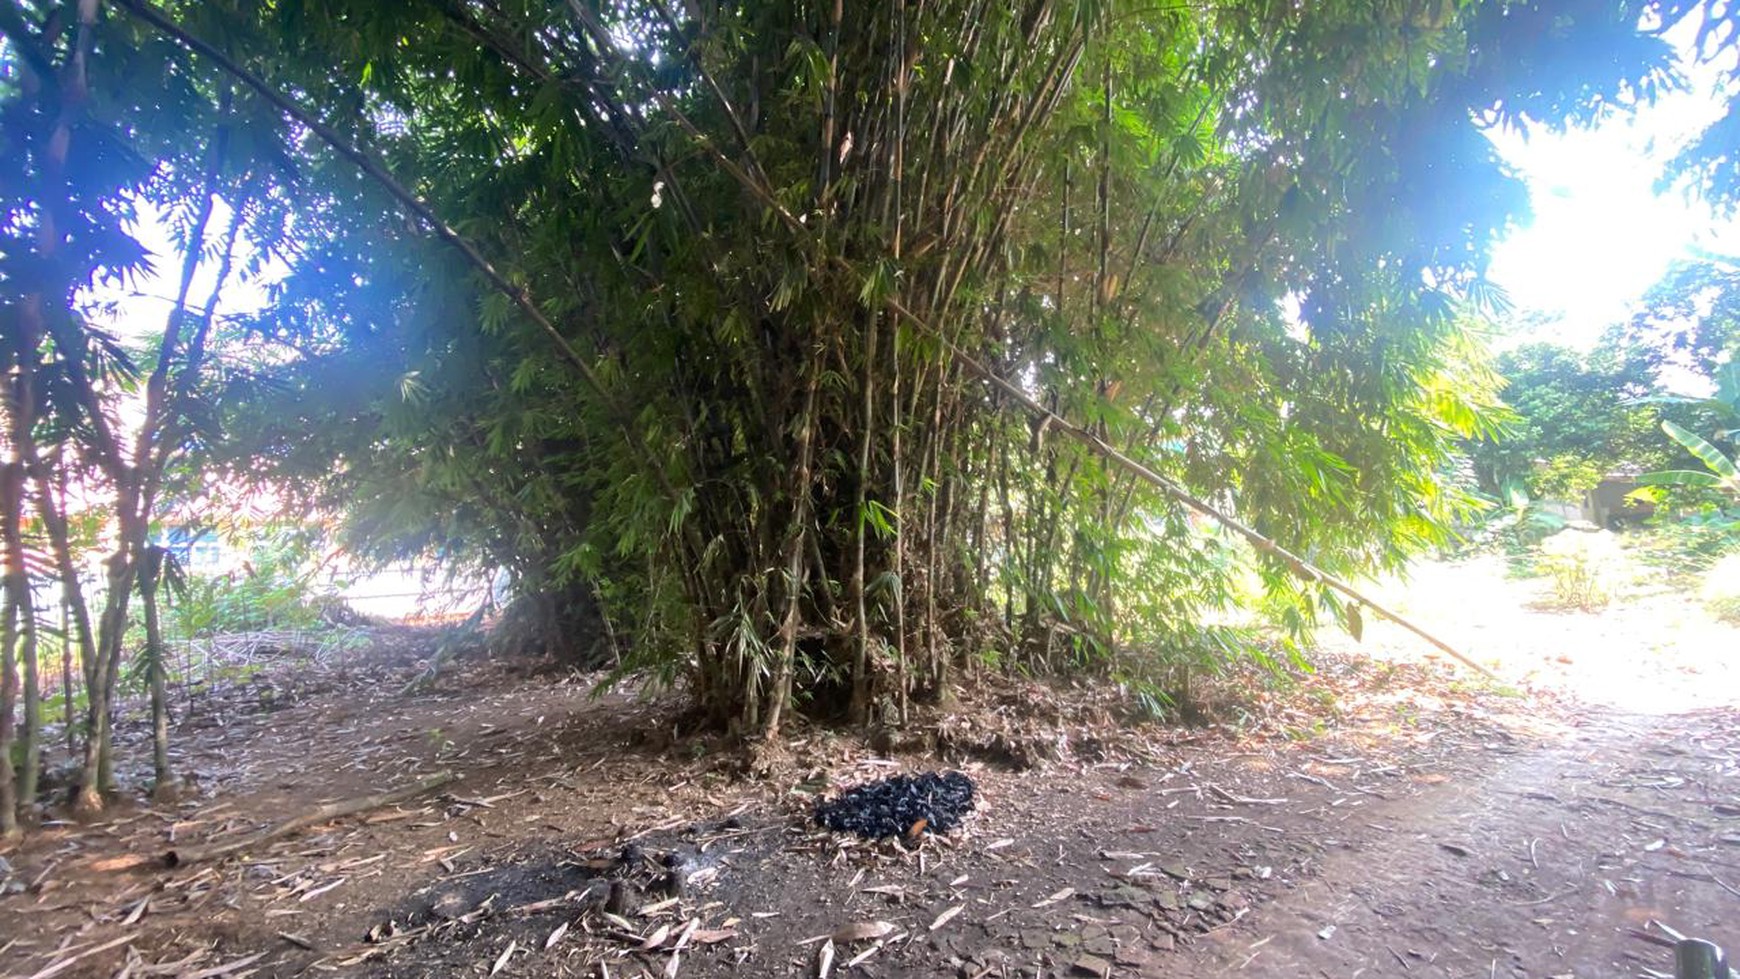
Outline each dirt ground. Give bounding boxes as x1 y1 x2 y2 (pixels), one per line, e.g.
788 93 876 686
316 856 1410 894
2 558 1737 979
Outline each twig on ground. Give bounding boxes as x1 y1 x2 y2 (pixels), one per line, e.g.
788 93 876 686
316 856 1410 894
164 771 456 867
1511 885 1579 907
23 933 136 979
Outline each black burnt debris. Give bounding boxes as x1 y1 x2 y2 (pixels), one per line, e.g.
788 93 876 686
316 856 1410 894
814 771 977 839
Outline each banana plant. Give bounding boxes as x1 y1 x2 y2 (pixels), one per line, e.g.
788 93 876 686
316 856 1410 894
1632 357 1740 502
1638 420 1740 499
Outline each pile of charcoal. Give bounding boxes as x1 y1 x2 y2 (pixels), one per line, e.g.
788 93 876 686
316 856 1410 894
814 771 976 839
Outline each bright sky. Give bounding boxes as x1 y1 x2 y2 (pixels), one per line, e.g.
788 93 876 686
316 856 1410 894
1485 14 1740 349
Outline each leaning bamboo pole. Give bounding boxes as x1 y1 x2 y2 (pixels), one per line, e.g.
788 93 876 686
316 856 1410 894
880 293 1498 681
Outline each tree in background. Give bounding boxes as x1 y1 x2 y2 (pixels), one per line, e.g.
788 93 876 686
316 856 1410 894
1 2 287 817
1616 260 1740 380
1474 259 1740 502
1473 341 1665 499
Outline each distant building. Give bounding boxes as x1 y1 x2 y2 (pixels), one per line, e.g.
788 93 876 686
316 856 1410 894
1583 475 1655 530
159 526 240 575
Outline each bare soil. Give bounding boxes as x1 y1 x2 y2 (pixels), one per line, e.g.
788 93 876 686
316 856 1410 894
2 559 1737 979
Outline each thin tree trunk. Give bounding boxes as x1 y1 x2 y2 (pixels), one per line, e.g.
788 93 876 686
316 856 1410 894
31 464 98 731
86 545 136 806
53 447 75 761
141 546 172 798
4 389 41 830
62 590 74 754
17 532 40 812
0 459 21 836
1 584 16 836
923 364 945 695
889 342 908 724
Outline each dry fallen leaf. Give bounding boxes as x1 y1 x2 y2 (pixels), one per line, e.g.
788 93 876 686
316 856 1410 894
88 853 152 873
846 936 899 969
672 918 700 951
639 923 672 950
928 904 964 931
815 938 836 979
1032 887 1074 908
489 940 517 976
544 922 568 950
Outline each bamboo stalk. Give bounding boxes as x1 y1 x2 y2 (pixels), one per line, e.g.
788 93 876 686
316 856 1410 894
848 311 880 724
764 342 825 739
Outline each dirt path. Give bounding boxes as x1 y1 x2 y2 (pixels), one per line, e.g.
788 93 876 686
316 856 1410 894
2 562 1737 978
1184 707 1740 978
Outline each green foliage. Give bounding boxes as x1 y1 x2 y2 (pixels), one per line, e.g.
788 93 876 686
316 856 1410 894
1708 594 1740 625
1635 344 1740 515
1471 342 1665 499
166 532 336 639
1474 258 1740 506
1615 263 1740 385
1623 518 1740 578
1535 529 1631 611
1640 419 1740 491
1456 477 1571 567
4 0 1717 734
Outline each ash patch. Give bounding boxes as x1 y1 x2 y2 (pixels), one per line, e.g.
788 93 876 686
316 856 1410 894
813 770 975 839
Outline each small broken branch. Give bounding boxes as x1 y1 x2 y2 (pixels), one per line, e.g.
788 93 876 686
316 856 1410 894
164 771 455 867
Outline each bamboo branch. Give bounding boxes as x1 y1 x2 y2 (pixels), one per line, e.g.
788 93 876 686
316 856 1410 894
164 771 457 867
879 293 1498 681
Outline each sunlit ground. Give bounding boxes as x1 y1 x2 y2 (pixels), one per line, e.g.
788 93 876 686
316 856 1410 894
1319 553 1740 715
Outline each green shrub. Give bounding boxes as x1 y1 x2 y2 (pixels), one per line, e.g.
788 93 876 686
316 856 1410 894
168 532 337 638
1536 528 1630 610
1623 516 1740 581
